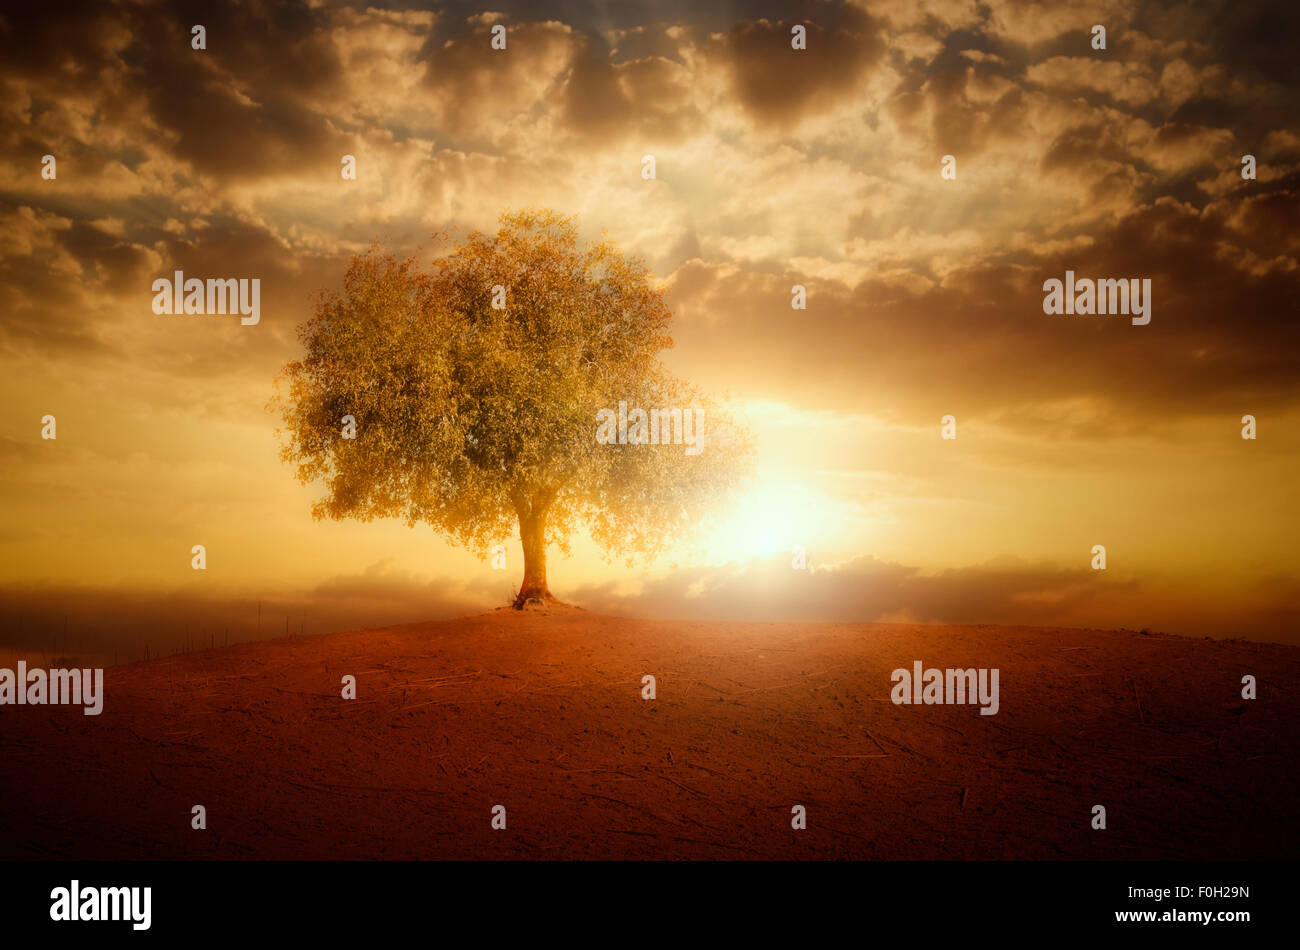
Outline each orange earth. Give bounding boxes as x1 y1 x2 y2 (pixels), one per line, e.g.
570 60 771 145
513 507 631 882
1 606 1294 859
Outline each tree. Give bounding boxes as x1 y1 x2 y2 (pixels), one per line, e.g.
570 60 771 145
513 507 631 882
274 209 753 607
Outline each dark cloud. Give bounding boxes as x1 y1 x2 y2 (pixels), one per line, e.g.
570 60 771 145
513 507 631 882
714 10 887 126
2 0 1296 412
1196 1 1300 87
0 203 344 362
0 0 125 86
420 20 578 142
0 0 350 181
560 41 699 144
0 204 122 356
667 181 1300 428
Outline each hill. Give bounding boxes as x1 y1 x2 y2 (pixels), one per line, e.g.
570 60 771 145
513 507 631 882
1 606 1294 859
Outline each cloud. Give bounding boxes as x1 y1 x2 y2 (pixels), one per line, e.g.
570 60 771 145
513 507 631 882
0 566 493 657
572 553 1300 643
708 10 887 128
662 183 1300 428
1027 56 1160 107
421 20 579 144
0 0 1296 641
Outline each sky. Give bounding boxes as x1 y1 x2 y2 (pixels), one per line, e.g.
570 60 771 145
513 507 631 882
1 0 1298 652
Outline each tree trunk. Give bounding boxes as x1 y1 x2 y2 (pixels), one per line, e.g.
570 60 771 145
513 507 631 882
514 504 553 608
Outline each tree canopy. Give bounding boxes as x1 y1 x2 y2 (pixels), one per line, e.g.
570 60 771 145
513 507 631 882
274 209 753 606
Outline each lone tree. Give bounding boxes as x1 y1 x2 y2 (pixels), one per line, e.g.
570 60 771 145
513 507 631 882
275 210 752 607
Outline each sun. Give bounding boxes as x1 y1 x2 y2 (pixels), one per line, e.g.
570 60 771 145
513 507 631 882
707 482 817 563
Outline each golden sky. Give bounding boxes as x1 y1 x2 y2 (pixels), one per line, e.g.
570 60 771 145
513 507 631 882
2 0 1298 648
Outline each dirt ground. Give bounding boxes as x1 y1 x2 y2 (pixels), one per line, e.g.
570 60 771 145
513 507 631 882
1 605 1294 859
